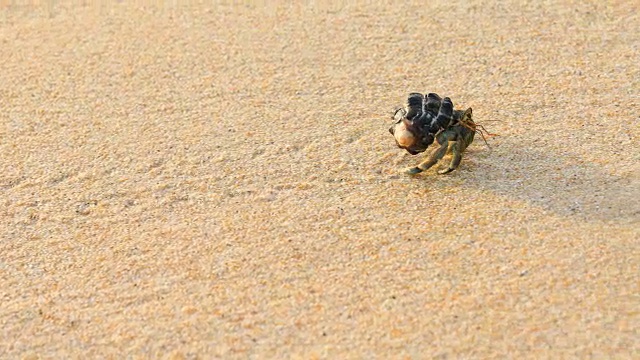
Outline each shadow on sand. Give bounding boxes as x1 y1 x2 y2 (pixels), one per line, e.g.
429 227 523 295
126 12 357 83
424 135 639 225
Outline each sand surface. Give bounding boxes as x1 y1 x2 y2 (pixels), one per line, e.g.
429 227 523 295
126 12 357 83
1 1 639 358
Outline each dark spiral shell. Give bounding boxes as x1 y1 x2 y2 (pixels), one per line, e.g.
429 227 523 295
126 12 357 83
405 92 424 120
425 93 442 115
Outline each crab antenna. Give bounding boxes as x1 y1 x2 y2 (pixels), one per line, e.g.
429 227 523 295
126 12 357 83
476 129 492 150
475 124 499 137
456 117 498 150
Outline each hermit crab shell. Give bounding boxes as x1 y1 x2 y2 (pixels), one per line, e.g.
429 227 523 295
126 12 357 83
393 119 416 148
405 92 424 120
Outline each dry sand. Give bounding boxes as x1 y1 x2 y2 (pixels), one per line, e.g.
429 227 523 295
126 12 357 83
1 1 639 358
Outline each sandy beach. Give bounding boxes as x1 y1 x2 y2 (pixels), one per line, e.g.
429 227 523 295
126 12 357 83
1 1 638 358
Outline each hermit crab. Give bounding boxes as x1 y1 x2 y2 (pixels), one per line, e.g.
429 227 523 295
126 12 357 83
389 92 483 175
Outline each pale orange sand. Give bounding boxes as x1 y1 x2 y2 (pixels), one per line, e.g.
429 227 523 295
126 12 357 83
1 2 638 358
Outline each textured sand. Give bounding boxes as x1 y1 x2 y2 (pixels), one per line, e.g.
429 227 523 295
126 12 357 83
1 1 639 358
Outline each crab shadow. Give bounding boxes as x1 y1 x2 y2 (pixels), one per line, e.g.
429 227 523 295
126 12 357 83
423 137 639 225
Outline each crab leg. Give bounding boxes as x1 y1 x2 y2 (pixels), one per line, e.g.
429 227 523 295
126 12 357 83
406 138 450 175
438 141 462 174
